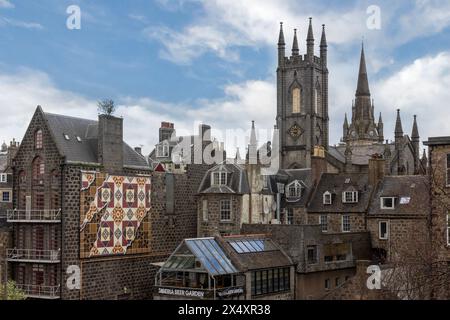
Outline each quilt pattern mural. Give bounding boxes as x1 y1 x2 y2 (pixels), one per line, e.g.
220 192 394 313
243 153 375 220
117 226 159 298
79 171 152 258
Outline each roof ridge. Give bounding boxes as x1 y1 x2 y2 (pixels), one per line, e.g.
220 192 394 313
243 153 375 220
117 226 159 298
45 112 97 123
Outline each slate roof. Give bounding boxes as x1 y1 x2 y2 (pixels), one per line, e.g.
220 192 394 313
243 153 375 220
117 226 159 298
329 143 394 166
368 175 430 216
43 112 148 168
308 173 374 213
198 163 250 194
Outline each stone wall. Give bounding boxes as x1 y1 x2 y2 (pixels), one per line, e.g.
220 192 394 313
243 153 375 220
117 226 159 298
307 213 366 233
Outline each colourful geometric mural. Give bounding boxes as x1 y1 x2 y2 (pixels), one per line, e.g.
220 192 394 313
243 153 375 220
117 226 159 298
79 171 152 258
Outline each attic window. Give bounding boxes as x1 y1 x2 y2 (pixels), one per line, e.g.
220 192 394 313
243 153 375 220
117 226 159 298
381 197 395 209
63 134 70 141
323 191 332 205
342 191 358 203
286 181 302 198
400 197 410 204
344 178 351 184
76 136 82 142
156 143 169 158
212 171 227 186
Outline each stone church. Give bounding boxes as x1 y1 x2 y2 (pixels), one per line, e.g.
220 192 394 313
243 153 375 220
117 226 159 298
275 19 426 175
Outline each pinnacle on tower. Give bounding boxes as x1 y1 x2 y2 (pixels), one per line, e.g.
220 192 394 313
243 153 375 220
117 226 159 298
320 24 327 47
356 42 370 96
307 17 314 42
292 29 299 56
307 18 314 58
411 115 419 140
278 22 285 46
395 109 404 137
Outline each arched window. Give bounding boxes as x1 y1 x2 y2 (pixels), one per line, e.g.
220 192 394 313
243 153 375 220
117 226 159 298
315 87 321 115
35 129 43 149
19 170 27 185
32 157 45 182
292 87 301 114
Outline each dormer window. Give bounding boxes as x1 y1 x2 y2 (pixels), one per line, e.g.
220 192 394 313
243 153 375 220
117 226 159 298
342 191 358 203
212 171 227 186
286 181 302 198
35 129 43 149
323 191 332 205
156 143 169 158
381 197 395 209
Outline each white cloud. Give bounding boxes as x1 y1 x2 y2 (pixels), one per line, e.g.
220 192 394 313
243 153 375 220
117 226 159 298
0 17 43 30
0 68 276 156
0 0 14 9
373 51 450 146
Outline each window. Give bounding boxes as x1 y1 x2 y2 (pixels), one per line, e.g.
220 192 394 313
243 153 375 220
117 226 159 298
220 199 231 221
1 191 11 202
342 215 351 232
19 171 26 185
323 191 332 205
0 173 7 183
156 143 169 158
325 279 330 290
447 154 450 186
447 213 450 246
212 171 227 186
381 197 395 209
335 277 341 287
292 88 301 114
252 268 290 296
32 157 45 182
287 208 294 225
342 191 358 203
35 129 43 149
379 221 389 240
286 181 302 198
315 87 321 115
320 215 328 232
307 246 318 264
202 200 208 222
76 136 82 142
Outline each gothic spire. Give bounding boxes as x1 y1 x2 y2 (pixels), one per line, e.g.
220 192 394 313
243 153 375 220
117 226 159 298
411 115 419 140
250 120 257 146
356 42 370 96
235 147 241 161
395 109 404 137
307 17 314 42
378 112 383 125
278 22 285 46
320 24 327 47
292 29 299 56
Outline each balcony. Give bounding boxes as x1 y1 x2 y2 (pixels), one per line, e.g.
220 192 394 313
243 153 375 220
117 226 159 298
154 286 245 300
7 248 61 263
16 284 60 300
7 209 61 223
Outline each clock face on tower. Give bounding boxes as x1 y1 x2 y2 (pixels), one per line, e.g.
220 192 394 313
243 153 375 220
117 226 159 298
289 123 303 140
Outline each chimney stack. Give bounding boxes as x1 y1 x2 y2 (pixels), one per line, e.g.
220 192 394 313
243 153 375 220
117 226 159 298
98 114 124 174
311 146 327 185
159 122 175 142
368 154 385 186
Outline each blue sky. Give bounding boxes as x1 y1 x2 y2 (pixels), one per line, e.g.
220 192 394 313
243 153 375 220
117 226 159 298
1 0 450 155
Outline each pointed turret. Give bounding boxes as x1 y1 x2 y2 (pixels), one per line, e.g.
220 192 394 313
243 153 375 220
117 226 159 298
343 113 349 141
356 43 370 96
247 121 258 164
292 29 299 56
278 22 286 66
307 18 314 60
235 147 241 161
378 112 384 142
411 115 419 140
320 24 327 66
395 109 404 138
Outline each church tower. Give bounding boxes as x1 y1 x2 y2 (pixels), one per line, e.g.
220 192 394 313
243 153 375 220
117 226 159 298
343 44 382 144
276 19 329 169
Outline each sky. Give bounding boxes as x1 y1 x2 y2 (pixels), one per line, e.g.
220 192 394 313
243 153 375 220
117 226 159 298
1 0 450 156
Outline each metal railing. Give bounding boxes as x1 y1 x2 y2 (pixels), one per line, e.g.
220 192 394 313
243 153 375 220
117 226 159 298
16 284 60 299
7 209 61 222
7 248 61 263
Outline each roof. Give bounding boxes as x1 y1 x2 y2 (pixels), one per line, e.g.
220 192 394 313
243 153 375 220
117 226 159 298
44 112 148 168
198 163 250 194
161 237 239 276
424 136 450 146
330 143 394 166
0 153 7 172
368 175 430 216
224 236 293 270
308 173 374 213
